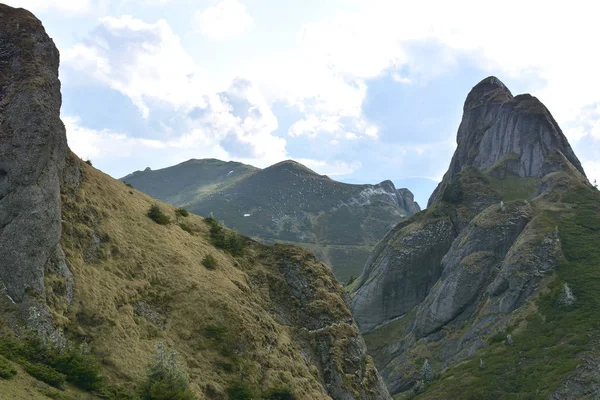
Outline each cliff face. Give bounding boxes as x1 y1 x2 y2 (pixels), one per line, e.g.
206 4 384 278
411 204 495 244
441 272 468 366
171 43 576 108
0 5 391 399
352 77 599 398
428 76 585 206
0 4 77 322
123 159 421 283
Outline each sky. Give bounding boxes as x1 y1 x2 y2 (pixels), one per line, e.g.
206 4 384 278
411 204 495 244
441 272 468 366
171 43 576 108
4 0 600 207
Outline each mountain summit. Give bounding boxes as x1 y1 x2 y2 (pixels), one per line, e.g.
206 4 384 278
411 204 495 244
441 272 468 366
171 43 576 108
123 158 420 282
351 76 598 398
429 76 585 206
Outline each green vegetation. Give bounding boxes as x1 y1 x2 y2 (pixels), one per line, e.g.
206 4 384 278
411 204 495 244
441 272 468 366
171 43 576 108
204 216 245 256
147 203 170 225
417 184 600 399
201 254 217 270
0 337 104 392
23 361 66 389
125 183 133 188
139 343 195 400
85 160 92 166
227 382 255 400
0 355 17 379
175 207 189 217
264 387 297 399
179 223 193 234
346 275 356 286
202 325 228 342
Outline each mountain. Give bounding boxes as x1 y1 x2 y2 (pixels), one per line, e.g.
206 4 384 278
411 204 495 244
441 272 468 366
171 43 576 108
350 76 599 398
0 5 391 399
121 159 259 205
123 159 420 283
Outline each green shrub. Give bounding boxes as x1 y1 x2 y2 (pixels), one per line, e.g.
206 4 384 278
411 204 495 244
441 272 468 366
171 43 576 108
0 355 16 379
125 182 134 188
148 204 170 225
179 223 194 234
202 254 217 270
0 337 104 391
264 387 297 399
227 382 255 400
204 216 246 256
23 361 66 389
51 347 104 390
97 385 139 400
202 325 228 342
139 342 195 400
175 208 189 217
85 159 93 166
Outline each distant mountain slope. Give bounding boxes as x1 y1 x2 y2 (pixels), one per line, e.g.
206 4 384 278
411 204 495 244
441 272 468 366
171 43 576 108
121 158 258 205
123 159 420 282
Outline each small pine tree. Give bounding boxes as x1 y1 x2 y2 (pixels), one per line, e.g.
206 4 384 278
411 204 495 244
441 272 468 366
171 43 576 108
421 359 433 382
139 342 195 400
175 208 189 217
202 254 217 270
147 203 170 225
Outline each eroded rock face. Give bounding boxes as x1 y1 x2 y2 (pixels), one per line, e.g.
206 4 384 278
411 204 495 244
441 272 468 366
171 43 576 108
352 76 589 397
273 248 392 400
351 218 456 333
429 76 585 207
0 5 70 304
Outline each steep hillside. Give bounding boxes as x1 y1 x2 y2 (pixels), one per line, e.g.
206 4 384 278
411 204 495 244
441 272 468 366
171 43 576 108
351 76 600 398
0 5 391 399
123 159 420 283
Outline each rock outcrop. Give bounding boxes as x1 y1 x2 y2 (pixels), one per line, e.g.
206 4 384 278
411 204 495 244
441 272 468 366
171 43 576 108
0 4 74 309
428 76 585 207
352 76 595 397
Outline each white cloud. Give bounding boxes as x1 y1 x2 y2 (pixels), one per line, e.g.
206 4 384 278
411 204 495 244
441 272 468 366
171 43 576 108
64 116 167 161
195 0 253 40
3 0 96 14
296 159 362 177
64 15 214 118
288 114 378 139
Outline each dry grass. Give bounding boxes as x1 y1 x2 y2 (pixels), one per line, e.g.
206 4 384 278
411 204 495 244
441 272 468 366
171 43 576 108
37 158 373 399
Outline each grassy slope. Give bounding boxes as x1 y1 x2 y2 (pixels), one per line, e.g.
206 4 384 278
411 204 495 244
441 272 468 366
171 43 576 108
21 157 378 399
413 182 600 399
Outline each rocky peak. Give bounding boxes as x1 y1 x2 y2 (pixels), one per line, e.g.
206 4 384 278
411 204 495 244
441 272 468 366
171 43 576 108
429 76 586 206
0 4 74 306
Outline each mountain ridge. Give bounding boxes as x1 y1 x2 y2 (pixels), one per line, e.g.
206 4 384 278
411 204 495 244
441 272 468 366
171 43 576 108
122 157 420 282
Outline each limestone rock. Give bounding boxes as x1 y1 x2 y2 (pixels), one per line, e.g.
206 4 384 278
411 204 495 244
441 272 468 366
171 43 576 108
429 76 585 207
0 4 71 304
